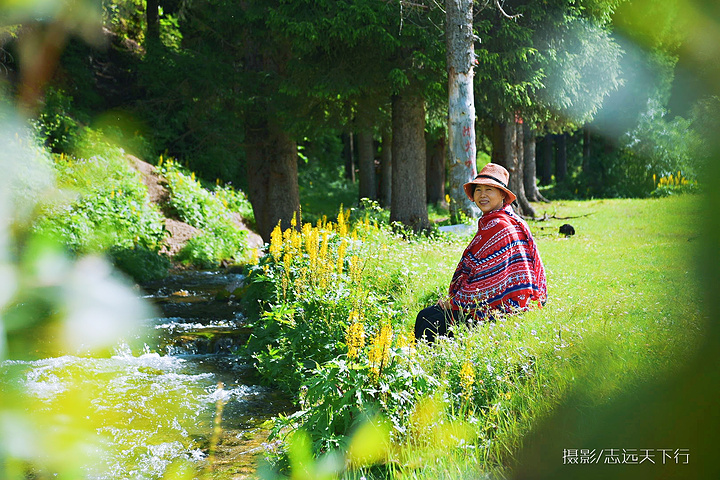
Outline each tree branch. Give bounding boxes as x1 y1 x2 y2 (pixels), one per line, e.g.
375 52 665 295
495 0 522 19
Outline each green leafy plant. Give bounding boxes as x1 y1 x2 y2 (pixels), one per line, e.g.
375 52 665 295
35 140 167 256
161 159 249 266
31 87 82 153
651 172 700 197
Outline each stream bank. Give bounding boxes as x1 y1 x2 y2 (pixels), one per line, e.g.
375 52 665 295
3 268 291 479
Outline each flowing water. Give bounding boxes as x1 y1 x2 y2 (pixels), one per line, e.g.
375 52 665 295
2 269 291 479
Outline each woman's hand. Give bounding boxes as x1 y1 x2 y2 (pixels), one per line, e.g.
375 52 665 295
437 297 452 310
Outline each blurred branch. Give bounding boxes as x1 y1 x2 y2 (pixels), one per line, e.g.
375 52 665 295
495 0 521 20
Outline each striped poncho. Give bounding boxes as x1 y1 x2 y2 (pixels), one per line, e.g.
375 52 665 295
449 206 547 319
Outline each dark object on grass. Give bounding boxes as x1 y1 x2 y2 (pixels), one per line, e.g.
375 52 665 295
559 224 575 236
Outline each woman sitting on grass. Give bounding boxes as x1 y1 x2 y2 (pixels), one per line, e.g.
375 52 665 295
415 163 547 343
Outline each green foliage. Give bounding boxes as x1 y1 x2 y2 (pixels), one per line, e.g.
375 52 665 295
161 159 249 266
243 212 410 397
280 343 439 455
102 0 146 44
31 87 83 153
298 159 357 225
0 115 159 476
35 137 167 258
108 244 171 283
176 223 248 268
650 172 700 197
250 196 706 478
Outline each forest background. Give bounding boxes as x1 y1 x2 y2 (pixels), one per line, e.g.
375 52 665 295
1 0 710 241
1 0 720 479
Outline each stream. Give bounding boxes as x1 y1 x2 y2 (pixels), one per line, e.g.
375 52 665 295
3 269 291 479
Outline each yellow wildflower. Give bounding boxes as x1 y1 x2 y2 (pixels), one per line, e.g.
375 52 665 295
270 224 283 259
345 317 365 360
368 323 393 379
250 248 260 265
459 361 475 400
337 207 348 237
337 239 348 275
349 255 363 284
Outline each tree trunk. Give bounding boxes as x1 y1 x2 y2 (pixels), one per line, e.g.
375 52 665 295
379 129 392 208
357 130 376 201
426 132 446 206
146 0 160 45
541 134 553 185
446 0 478 222
342 132 356 183
245 121 301 243
556 132 567 183
390 92 429 231
494 120 535 217
523 124 549 202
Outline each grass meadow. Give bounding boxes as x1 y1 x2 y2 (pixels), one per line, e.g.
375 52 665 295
396 196 703 477
248 194 707 480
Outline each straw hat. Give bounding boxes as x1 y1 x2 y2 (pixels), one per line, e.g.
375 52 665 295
463 163 517 205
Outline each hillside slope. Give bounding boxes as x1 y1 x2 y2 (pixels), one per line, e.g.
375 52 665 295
126 154 263 256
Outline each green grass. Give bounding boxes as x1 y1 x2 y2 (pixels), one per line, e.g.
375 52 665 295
398 195 706 477
250 194 707 480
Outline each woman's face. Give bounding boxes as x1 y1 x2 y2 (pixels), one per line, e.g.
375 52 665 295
473 184 506 214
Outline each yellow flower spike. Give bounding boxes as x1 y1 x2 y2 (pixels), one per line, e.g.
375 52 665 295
320 231 329 260
337 207 348 237
291 228 302 253
345 318 365 360
653 173 657 185
270 224 283 259
291 212 297 229
283 227 292 245
459 361 475 401
349 255 363 284
191 172 195 181
283 251 293 269
337 239 348 275
368 323 393 379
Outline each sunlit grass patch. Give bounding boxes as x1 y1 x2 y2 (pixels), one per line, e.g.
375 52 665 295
243 194 706 479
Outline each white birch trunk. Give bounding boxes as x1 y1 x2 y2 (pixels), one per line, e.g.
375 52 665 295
446 0 478 221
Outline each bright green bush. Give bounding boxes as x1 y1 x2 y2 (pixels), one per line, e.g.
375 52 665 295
108 244 171 283
242 212 412 396
650 172 700 197
31 87 83 154
36 142 167 257
161 159 249 266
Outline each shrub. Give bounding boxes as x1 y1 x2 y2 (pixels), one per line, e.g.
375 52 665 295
36 148 167 256
160 159 250 266
31 87 83 153
108 244 171 283
650 172 700 197
243 210 409 395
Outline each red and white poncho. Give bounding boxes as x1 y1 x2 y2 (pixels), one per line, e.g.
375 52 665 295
449 206 547 319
